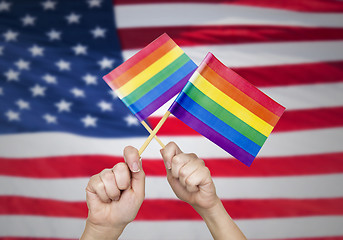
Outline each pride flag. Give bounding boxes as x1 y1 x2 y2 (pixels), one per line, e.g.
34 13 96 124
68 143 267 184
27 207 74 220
103 33 197 121
169 53 286 166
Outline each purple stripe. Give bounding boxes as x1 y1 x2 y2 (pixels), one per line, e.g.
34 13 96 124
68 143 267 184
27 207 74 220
135 70 195 121
170 102 255 166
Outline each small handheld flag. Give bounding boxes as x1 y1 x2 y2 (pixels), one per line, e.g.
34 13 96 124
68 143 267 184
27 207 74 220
103 33 197 121
168 53 286 166
103 33 197 150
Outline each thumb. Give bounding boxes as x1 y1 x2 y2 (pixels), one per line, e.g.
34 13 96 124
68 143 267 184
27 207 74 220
123 146 145 197
160 142 182 170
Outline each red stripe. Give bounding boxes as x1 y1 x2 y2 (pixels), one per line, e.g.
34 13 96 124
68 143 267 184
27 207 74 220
149 107 343 134
113 0 343 12
274 107 343 132
1 196 343 219
1 152 343 178
118 26 343 50
232 61 343 87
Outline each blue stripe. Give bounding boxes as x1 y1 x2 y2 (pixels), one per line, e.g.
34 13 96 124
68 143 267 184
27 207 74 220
175 92 261 157
127 60 197 115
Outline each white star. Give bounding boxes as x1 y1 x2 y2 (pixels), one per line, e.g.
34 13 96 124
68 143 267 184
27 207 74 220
5 110 20 121
55 99 72 112
15 59 30 70
81 115 97 128
124 115 139 127
4 69 20 81
87 0 102 8
46 29 61 41
65 12 81 24
0 46 3 55
83 74 97 85
43 114 57 124
98 57 114 70
108 90 118 99
30 84 46 97
56 59 71 71
21 14 36 26
72 44 87 55
0 87 3 95
0 1 11 12
90 26 106 38
42 74 57 84
3 30 19 42
70 88 85 98
28 44 44 57
98 100 112 112
41 0 57 10
16 99 30 110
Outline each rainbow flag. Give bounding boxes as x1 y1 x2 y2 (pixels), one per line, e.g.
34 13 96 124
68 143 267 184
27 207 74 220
169 53 286 166
103 33 197 121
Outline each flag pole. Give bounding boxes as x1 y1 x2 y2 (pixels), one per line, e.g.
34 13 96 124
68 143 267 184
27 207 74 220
139 111 170 156
140 120 165 148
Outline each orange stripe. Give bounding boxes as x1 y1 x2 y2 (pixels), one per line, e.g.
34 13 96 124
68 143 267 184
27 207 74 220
200 64 280 126
110 39 177 89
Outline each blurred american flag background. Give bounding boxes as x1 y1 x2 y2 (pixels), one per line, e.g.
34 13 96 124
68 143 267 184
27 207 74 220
1 0 343 239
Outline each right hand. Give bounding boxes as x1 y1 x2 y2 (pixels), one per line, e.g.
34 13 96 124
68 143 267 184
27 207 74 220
160 142 220 210
82 146 145 239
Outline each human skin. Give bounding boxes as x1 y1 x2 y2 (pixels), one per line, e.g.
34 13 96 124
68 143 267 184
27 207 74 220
80 146 144 240
161 142 247 240
81 142 246 240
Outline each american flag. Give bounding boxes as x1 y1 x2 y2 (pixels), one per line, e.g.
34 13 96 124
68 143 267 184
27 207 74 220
1 0 343 239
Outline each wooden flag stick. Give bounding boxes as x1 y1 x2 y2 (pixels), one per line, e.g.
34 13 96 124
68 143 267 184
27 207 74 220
139 111 171 156
140 120 165 148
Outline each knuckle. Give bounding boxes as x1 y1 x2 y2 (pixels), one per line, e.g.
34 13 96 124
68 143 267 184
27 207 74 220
172 154 183 165
185 176 194 186
179 167 188 178
88 175 97 184
100 169 112 179
203 166 211 177
187 153 198 160
95 179 104 190
113 162 128 172
167 141 177 149
109 189 120 199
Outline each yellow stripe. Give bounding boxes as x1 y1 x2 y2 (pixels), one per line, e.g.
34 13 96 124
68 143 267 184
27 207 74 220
117 46 184 98
191 72 274 137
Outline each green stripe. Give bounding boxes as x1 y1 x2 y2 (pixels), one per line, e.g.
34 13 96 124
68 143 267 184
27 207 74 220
185 82 267 147
122 53 190 106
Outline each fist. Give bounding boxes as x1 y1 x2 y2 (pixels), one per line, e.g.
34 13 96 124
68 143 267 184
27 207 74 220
161 142 219 210
85 146 145 230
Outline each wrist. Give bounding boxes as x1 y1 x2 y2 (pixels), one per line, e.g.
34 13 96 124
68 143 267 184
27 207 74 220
80 219 126 240
194 199 246 240
193 197 223 220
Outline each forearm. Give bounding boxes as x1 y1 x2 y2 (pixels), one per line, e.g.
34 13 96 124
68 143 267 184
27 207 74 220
194 199 246 240
80 220 125 240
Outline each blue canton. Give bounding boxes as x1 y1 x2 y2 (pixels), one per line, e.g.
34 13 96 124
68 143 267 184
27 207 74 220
0 0 147 137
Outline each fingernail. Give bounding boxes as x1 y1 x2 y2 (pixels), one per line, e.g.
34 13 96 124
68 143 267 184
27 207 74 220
166 161 171 170
132 162 140 172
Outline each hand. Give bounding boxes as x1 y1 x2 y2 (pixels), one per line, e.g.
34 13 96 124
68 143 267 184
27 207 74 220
81 146 145 240
160 142 219 210
161 142 247 240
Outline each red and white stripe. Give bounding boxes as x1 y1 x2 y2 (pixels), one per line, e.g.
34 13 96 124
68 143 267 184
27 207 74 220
1 0 343 239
